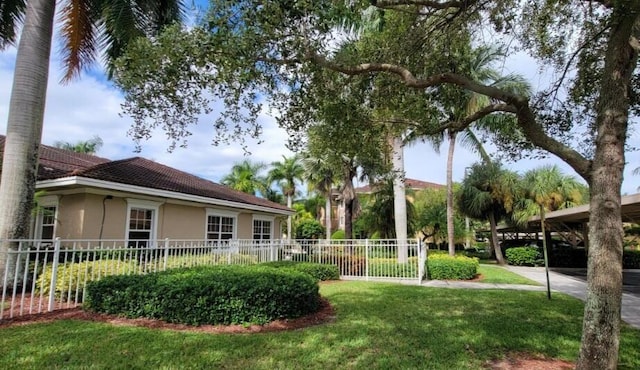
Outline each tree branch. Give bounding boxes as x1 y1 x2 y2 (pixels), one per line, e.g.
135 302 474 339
374 0 477 10
308 52 591 178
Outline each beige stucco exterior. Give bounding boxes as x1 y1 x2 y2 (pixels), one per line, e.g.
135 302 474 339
43 188 286 241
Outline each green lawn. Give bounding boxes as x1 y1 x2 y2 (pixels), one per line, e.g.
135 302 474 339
477 265 540 285
1 281 639 369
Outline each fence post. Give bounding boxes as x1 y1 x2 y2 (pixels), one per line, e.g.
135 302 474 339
365 239 369 281
270 241 276 262
417 238 423 284
163 238 170 271
48 238 61 312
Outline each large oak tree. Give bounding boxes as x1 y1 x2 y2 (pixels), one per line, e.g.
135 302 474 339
114 1 639 368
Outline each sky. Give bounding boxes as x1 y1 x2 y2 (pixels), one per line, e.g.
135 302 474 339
1 14 640 196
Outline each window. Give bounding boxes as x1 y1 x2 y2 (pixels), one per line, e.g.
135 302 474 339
253 219 272 240
126 199 160 248
34 195 58 241
207 215 234 241
205 209 237 243
36 206 57 241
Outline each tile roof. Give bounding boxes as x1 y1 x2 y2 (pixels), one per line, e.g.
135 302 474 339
0 136 290 212
355 178 445 194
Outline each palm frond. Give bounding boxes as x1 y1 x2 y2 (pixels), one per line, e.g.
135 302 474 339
0 0 25 49
60 0 100 82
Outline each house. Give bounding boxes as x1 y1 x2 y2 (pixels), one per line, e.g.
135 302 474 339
0 136 293 245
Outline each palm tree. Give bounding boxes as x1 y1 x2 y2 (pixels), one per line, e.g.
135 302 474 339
269 155 305 240
221 160 268 196
54 136 103 155
0 0 184 281
302 152 337 240
515 165 586 298
437 46 530 256
457 162 520 265
359 178 415 239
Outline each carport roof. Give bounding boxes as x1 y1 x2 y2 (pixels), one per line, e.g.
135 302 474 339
532 193 640 224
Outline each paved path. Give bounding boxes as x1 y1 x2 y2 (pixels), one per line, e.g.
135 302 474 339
420 266 640 329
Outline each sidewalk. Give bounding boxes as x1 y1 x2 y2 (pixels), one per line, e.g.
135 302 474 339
505 266 640 329
420 266 640 329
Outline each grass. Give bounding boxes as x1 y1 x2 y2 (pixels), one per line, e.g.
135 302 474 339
1 281 639 369
477 265 540 285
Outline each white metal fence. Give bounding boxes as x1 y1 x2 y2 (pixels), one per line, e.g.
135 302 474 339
1 238 425 320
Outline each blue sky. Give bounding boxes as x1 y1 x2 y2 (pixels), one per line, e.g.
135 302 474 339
1 9 639 195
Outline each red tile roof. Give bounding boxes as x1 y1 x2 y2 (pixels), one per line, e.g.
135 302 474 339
355 178 445 193
0 136 289 212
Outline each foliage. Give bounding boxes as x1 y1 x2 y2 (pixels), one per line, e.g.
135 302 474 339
36 259 138 301
84 265 321 326
427 254 479 280
623 250 640 269
505 247 543 267
220 160 268 196
357 178 416 239
260 261 339 281
414 187 469 246
268 155 304 199
295 219 325 240
331 230 345 240
53 135 103 155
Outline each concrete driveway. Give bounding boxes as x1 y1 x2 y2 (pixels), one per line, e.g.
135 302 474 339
552 268 640 295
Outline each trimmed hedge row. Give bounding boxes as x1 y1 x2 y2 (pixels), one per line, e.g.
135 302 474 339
427 254 479 280
506 247 543 266
84 265 321 326
260 261 339 281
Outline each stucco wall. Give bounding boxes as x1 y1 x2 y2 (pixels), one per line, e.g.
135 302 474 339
54 189 287 241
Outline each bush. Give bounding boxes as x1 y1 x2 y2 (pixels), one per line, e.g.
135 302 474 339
319 254 365 276
85 265 321 326
506 247 543 266
295 219 325 240
624 250 640 269
36 259 138 301
462 247 491 260
427 254 478 280
260 261 339 281
369 258 418 278
331 230 345 240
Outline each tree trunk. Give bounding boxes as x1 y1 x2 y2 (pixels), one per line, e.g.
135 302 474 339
0 0 56 285
286 194 292 240
488 212 505 265
390 135 408 262
325 194 332 240
576 5 639 369
342 166 357 240
446 131 456 256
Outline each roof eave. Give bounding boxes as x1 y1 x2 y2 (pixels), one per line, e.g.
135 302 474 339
36 176 295 216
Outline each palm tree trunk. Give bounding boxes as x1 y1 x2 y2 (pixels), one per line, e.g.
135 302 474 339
0 0 56 285
390 135 408 263
540 205 551 300
325 194 331 240
488 212 505 265
286 194 292 240
446 131 456 256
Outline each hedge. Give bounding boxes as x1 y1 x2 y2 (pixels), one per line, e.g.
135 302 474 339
84 265 321 326
506 247 543 266
427 254 479 280
260 261 339 281
36 259 138 301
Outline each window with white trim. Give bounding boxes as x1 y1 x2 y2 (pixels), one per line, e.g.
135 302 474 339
207 215 234 241
253 219 272 240
126 199 160 248
34 195 58 241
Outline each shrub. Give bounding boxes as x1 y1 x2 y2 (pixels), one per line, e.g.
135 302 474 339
506 247 543 266
260 261 339 281
85 265 321 326
427 254 478 280
295 219 325 240
369 257 418 278
36 259 138 301
319 254 365 276
331 230 345 240
624 250 640 269
462 247 492 260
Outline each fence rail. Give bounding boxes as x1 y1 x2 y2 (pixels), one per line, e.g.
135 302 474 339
1 238 425 320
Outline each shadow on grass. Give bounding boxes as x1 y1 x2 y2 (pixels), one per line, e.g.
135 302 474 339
0 281 639 369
